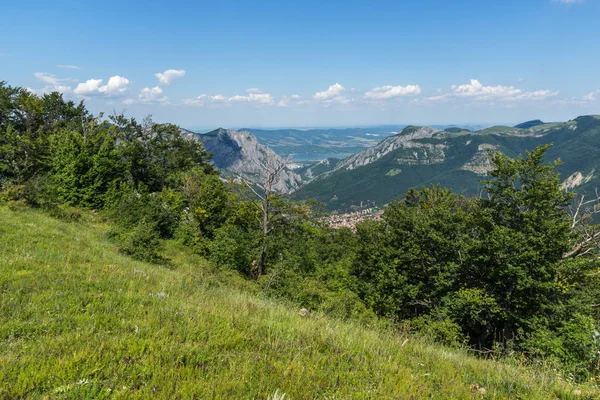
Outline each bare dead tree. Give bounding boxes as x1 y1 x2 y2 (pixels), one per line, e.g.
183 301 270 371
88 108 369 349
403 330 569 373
242 155 288 279
564 188 600 260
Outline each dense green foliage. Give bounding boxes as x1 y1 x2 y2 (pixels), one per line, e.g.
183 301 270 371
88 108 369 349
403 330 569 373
2 81 600 385
353 147 600 377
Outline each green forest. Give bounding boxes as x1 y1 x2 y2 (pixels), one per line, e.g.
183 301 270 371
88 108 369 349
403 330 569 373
2 81 600 395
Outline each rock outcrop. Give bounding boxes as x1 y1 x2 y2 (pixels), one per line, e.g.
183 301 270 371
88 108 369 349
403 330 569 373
198 128 302 194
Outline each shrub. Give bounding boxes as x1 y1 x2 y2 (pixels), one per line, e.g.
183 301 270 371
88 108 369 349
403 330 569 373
113 219 166 264
22 175 60 209
208 223 255 273
108 190 178 238
406 315 468 348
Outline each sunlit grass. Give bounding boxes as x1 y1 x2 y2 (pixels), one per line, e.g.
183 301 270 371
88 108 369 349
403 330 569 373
0 205 597 399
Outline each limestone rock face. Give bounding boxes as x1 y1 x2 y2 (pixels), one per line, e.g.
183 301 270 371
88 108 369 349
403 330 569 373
198 128 302 194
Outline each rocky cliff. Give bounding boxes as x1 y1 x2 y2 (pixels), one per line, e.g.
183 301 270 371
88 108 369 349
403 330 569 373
197 128 302 194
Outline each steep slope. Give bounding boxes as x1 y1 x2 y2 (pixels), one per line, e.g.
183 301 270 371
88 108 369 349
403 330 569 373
198 128 302 193
0 206 596 398
294 116 600 209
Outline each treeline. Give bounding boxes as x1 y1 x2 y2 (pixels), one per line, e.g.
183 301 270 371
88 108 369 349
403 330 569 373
1 82 600 380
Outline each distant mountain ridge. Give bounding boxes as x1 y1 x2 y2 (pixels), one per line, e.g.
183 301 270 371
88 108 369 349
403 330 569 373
185 116 600 210
292 115 600 209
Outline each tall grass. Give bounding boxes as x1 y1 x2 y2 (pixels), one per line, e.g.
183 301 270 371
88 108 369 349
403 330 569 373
0 205 597 399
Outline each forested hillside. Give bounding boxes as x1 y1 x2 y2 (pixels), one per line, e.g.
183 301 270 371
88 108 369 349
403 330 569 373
294 118 600 210
2 81 600 395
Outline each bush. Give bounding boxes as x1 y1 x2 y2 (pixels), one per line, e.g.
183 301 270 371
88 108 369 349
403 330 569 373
208 223 255 273
406 315 468 348
22 175 60 209
113 219 166 264
108 190 178 238
522 314 597 379
0 183 25 203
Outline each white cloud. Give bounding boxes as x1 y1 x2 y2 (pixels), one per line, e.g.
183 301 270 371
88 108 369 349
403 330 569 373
34 72 76 85
229 89 274 105
210 94 227 102
182 94 209 106
278 94 303 107
34 72 60 85
364 84 421 100
57 64 80 69
74 79 103 95
583 90 600 102
554 0 583 4
312 83 353 105
99 76 130 95
512 90 559 101
154 69 186 85
183 89 275 107
74 75 130 97
31 73 75 95
427 79 558 103
450 79 521 100
314 83 345 100
138 86 169 104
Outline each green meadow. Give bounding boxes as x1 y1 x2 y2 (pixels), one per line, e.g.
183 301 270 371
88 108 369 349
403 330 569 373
1 205 597 399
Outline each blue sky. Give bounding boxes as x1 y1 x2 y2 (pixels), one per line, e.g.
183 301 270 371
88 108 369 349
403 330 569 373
1 0 599 129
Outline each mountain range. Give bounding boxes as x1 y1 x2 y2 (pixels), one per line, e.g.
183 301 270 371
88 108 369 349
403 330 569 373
192 115 600 210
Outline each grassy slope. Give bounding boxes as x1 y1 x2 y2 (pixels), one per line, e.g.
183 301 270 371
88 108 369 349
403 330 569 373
0 206 597 399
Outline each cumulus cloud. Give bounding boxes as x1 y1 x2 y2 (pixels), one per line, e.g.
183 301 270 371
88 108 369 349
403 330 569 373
74 76 130 96
209 94 227 102
183 89 275 107
278 94 303 107
450 79 521 100
57 64 80 69
155 69 186 85
228 88 274 105
427 79 558 102
74 79 103 95
314 83 345 100
99 76 130 95
364 84 421 100
583 90 600 102
138 86 169 104
312 83 353 105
